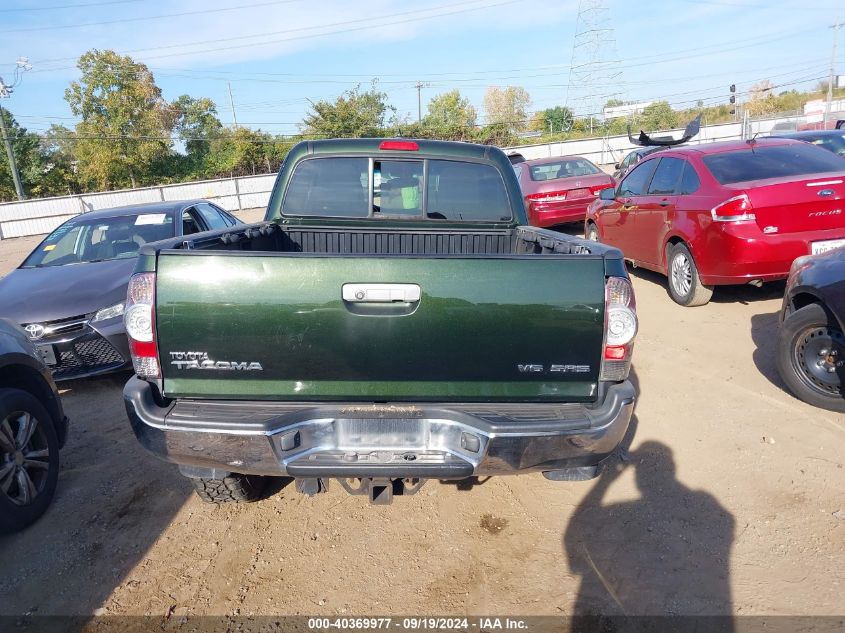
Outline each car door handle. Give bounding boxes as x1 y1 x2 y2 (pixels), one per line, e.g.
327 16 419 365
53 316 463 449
659 200 671 207
343 283 421 303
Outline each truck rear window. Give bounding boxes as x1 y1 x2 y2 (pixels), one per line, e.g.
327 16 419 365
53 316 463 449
282 156 512 221
702 144 845 185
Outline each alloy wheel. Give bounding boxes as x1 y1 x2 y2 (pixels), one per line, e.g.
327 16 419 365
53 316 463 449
0 411 51 506
670 252 693 297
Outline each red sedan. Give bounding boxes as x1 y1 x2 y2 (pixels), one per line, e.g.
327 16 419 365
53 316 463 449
515 156 615 227
585 138 845 306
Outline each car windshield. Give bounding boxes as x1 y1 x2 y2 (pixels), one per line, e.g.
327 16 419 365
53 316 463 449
529 158 600 181
21 212 175 268
702 143 845 185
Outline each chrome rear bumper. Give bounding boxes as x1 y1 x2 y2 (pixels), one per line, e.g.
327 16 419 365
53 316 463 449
124 377 635 479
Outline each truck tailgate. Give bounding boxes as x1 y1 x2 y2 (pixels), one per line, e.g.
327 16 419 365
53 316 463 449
155 253 606 401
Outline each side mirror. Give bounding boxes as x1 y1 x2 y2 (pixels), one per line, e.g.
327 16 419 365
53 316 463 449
599 187 616 201
615 163 621 169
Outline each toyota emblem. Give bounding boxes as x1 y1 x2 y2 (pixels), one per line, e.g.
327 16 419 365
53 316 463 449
24 324 45 340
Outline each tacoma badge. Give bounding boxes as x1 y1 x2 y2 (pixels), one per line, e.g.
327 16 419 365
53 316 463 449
169 351 263 371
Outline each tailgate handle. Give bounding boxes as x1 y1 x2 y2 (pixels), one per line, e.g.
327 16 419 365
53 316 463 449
342 283 421 303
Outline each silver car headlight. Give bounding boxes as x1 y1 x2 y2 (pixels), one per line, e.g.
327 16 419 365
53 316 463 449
92 302 125 323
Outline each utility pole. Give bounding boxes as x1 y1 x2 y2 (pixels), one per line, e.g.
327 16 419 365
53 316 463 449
414 82 430 123
227 82 238 127
824 22 843 128
0 58 32 201
0 95 24 201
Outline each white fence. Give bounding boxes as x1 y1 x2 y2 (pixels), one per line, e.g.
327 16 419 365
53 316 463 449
0 114 811 240
0 173 278 240
505 115 806 167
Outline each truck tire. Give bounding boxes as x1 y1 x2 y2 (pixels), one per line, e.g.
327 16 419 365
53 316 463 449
667 243 713 307
776 303 845 413
0 388 60 534
190 473 267 503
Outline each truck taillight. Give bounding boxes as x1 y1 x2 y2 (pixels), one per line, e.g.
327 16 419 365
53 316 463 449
710 193 755 222
601 276 637 381
125 272 159 378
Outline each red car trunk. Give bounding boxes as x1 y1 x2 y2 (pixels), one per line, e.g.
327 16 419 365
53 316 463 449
727 175 845 234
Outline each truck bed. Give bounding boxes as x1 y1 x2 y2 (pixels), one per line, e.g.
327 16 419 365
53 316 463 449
145 221 598 257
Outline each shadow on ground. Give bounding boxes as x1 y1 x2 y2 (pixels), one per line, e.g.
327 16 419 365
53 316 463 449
750 309 789 392
563 436 735 623
627 266 785 306
0 373 191 616
562 362 735 626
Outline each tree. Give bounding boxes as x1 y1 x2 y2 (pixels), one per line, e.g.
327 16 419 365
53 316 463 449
746 80 778 117
205 128 289 178
534 106 574 134
37 124 80 197
65 49 175 190
483 86 531 132
637 101 678 131
0 109 59 201
172 95 223 163
424 90 477 129
301 84 395 138
604 98 624 108
473 122 518 147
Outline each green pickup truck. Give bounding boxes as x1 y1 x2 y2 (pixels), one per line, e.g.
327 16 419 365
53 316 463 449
123 139 637 505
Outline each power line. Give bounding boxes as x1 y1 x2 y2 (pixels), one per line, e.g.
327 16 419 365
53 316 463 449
131 26 820 83
11 58 823 130
20 72 829 140
29 0 527 69
0 0 304 33
0 0 143 12
676 0 842 9
10 65 832 132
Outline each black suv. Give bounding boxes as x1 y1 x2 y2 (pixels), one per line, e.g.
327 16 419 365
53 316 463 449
0 318 68 533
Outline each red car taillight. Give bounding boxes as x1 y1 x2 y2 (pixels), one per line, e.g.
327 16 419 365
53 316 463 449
526 190 568 203
711 193 755 222
125 272 159 378
601 276 637 381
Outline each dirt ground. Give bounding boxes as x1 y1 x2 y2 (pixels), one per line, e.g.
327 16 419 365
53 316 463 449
0 216 842 619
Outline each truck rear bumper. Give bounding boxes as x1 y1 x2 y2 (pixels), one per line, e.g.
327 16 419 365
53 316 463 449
123 377 635 479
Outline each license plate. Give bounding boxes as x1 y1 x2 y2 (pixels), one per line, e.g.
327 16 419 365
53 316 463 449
811 238 845 255
568 188 590 199
37 344 57 366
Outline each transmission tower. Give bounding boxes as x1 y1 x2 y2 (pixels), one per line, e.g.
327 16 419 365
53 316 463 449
565 0 624 135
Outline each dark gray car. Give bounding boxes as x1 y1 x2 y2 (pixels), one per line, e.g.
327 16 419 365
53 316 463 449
0 200 240 380
0 318 68 533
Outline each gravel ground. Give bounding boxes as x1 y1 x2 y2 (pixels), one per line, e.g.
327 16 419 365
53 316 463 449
0 216 842 619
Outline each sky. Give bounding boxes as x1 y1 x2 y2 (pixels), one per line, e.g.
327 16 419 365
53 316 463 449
0 0 842 138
